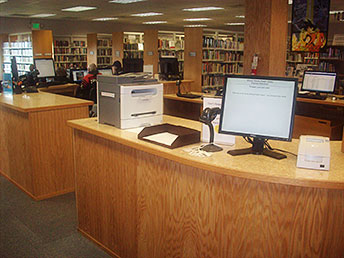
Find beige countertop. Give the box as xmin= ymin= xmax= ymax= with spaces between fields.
xmin=67 ymin=115 xmax=344 ymax=189
xmin=0 ymin=92 xmax=93 ymax=113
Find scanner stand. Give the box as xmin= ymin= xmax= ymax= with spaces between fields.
xmin=176 ymin=80 xmax=201 ymax=99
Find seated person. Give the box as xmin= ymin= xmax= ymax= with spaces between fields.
xmin=111 ymin=60 xmax=123 ymax=75
xmin=55 ymin=66 xmax=69 ymax=83
xmin=76 ymin=63 xmax=101 ymax=100
xmin=25 ymin=64 xmax=39 ymax=86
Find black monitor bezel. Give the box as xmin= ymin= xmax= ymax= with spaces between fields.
xmin=301 ymin=70 xmax=337 ymax=93
xmin=218 ymin=74 xmax=298 ymax=142
xmin=159 ymin=57 xmax=179 ymax=77
xmin=70 ymin=69 xmax=88 ymax=82
xmin=34 ymin=58 xmax=56 ymax=78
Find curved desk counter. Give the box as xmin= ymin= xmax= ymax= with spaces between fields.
xmin=0 ymin=92 xmax=92 ymax=200
xmin=68 ymin=116 xmax=344 ymax=258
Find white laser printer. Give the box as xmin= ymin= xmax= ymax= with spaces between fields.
xmin=296 ymin=135 xmax=330 ymax=171
xmin=98 ymin=74 xmax=163 ymax=129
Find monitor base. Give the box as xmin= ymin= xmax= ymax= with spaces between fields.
xmin=227 ymin=147 xmax=286 ymax=160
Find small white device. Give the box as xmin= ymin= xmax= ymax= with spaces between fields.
xmin=296 ymin=135 xmax=330 ymax=171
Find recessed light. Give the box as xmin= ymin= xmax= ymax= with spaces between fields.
xmin=330 ymin=10 xmax=344 ymax=14
xmin=143 ymin=21 xmax=167 ymax=24
xmin=62 ymin=6 xmax=97 ymax=12
xmin=184 ymin=24 xmax=207 ymax=27
xmin=288 ymin=0 xmax=293 ymax=4
xmin=92 ymin=17 xmax=119 ymax=21
xmin=30 ymin=13 xmax=56 ymax=18
xmin=183 ymin=7 xmax=224 ymax=12
xmin=0 ymin=0 xmax=8 ymax=3
xmin=235 ymin=15 xmax=245 ymax=18
xmin=109 ymin=0 xmax=146 ymax=3
xmin=183 ymin=18 xmax=212 ymax=22
xmin=131 ymin=12 xmax=163 ymax=17
xmin=288 ymin=20 xmax=292 ymax=23
xmin=225 ymin=23 xmax=245 ymax=26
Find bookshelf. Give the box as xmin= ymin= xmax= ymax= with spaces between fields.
xmin=201 ymin=33 xmax=244 ymax=90
xmin=123 ymin=32 xmax=144 ymax=59
xmin=158 ymin=32 xmax=185 ymax=76
xmin=54 ymin=35 xmax=87 ymax=69
xmin=2 ymin=33 xmax=33 ymax=76
xmin=97 ymin=36 xmax=112 ymax=68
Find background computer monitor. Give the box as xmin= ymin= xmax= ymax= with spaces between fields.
xmin=301 ymin=71 xmax=336 ymax=93
xmin=71 ymin=69 xmax=88 ymax=82
xmin=98 ymin=68 xmax=113 ymax=76
xmin=34 ymin=58 xmax=55 ymax=78
xmin=219 ymin=75 xmax=298 ymax=159
xmin=159 ymin=57 xmax=179 ymax=80
xmin=122 ymin=58 xmax=143 ymax=73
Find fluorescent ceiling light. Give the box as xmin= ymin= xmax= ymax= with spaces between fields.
xmin=288 ymin=0 xmax=293 ymax=4
xmin=92 ymin=17 xmax=119 ymax=21
xmin=183 ymin=18 xmax=212 ymax=21
xmin=183 ymin=7 xmax=224 ymax=12
xmin=62 ymin=6 xmax=97 ymax=12
xmin=143 ymin=21 xmax=167 ymax=24
xmin=30 ymin=13 xmax=56 ymax=18
xmin=235 ymin=15 xmax=245 ymax=18
xmin=131 ymin=12 xmax=163 ymax=17
xmin=184 ymin=24 xmax=207 ymax=27
xmin=109 ymin=0 xmax=146 ymax=3
xmin=225 ymin=23 xmax=245 ymax=26
xmin=330 ymin=10 xmax=344 ymax=14
xmin=0 ymin=0 xmax=8 ymax=3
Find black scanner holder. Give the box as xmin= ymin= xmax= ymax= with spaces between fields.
xmin=199 ymin=107 xmax=223 ymax=152
xmin=176 ymin=80 xmax=201 ymax=99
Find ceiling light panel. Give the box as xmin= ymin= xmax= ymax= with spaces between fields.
xmin=235 ymin=15 xmax=245 ymax=18
xmin=0 ymin=0 xmax=8 ymax=3
xmin=109 ymin=0 xmax=146 ymax=3
xmin=225 ymin=22 xmax=245 ymax=26
xmin=93 ymin=17 xmax=119 ymax=21
xmin=131 ymin=12 xmax=163 ymax=17
xmin=183 ymin=7 xmax=224 ymax=12
xmin=143 ymin=21 xmax=167 ymax=24
xmin=62 ymin=6 xmax=97 ymax=12
xmin=183 ymin=18 xmax=212 ymax=21
xmin=184 ymin=24 xmax=207 ymax=27
xmin=30 ymin=13 xmax=56 ymax=18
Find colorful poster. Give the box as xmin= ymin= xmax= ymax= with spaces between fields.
xmin=291 ymin=0 xmax=330 ymax=52
xmin=2 ymin=73 xmax=13 ymax=94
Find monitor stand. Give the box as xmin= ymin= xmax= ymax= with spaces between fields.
xmin=227 ymin=138 xmax=286 ymax=160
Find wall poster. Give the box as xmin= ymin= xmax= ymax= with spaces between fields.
xmin=291 ymin=0 xmax=330 ymax=52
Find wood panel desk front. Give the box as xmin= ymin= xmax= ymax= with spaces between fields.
xmin=38 ymin=83 xmax=79 ymax=97
xmin=0 ymin=92 xmax=92 ymax=200
xmin=68 ymin=116 xmax=344 ymax=258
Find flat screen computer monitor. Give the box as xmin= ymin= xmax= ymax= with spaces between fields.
xmin=71 ymin=69 xmax=88 ymax=82
xmin=34 ymin=58 xmax=55 ymax=78
xmin=159 ymin=57 xmax=179 ymax=80
xmin=11 ymin=57 xmax=19 ymax=82
xmin=301 ymin=71 xmax=336 ymax=93
xmin=219 ymin=75 xmax=298 ymax=159
xmin=98 ymin=68 xmax=113 ymax=76
xmin=122 ymin=58 xmax=143 ymax=73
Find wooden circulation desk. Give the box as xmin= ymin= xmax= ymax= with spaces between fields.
xmin=0 ymin=92 xmax=92 ymax=200
xmin=38 ymin=83 xmax=79 ymax=97
xmin=68 ymin=115 xmax=344 ymax=258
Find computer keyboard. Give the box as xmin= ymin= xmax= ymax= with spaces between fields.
xmin=297 ymin=94 xmax=327 ymax=100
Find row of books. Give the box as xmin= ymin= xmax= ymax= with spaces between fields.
xmin=55 ymin=55 xmax=87 ymax=62
xmin=320 ymin=48 xmax=344 ymax=59
xmin=97 ymin=57 xmax=112 ymax=65
xmin=97 ymin=39 xmax=112 ymax=47
xmin=124 ymin=51 xmax=143 ymax=59
xmin=4 ymin=49 xmax=32 ymax=57
xmin=97 ymin=48 xmax=112 ymax=56
xmin=3 ymin=56 xmax=33 ymax=64
xmin=3 ymin=41 xmax=32 ymax=48
xmin=55 ymin=40 xmax=86 ymax=47
xmin=318 ymin=62 xmax=336 ymax=72
xmin=158 ymin=39 xmax=184 ymax=50
xmin=124 ymin=43 xmax=144 ymax=51
xmin=203 ymin=36 xmax=244 ymax=50
xmin=202 ymin=63 xmax=243 ymax=74
xmin=54 ymin=47 xmax=87 ymax=54
xmin=202 ymin=75 xmax=225 ymax=87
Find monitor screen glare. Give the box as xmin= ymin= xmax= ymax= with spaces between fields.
xmin=34 ymin=59 xmax=55 ymax=78
xmin=98 ymin=68 xmax=113 ymax=76
xmin=219 ymin=75 xmax=297 ymax=141
xmin=302 ymin=71 xmax=336 ymax=93
xmin=72 ymin=70 xmax=88 ymax=82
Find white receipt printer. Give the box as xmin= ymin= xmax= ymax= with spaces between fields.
xmin=296 ymin=135 xmax=330 ymax=171
xmin=98 ymin=74 xmax=163 ymax=129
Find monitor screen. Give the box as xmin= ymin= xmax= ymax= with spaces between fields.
xmin=301 ymin=71 xmax=336 ymax=93
xmin=34 ymin=58 xmax=55 ymax=78
xmin=98 ymin=68 xmax=113 ymax=76
xmin=219 ymin=75 xmax=298 ymax=142
xmin=122 ymin=58 xmax=143 ymax=73
xmin=72 ymin=70 xmax=88 ymax=82
xmin=159 ymin=57 xmax=179 ymax=80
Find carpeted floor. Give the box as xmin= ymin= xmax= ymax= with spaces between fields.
xmin=0 ymin=175 xmax=111 ymax=258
